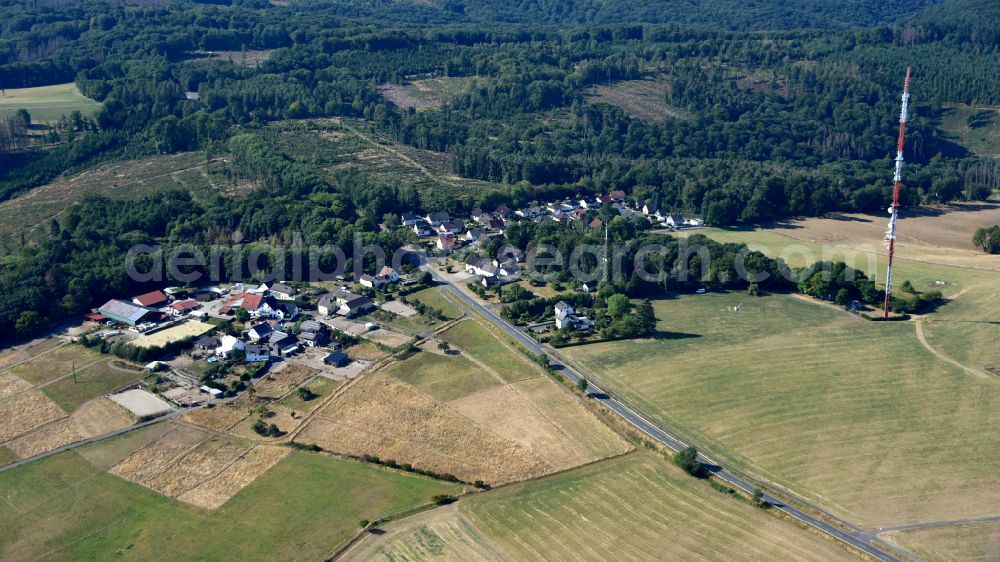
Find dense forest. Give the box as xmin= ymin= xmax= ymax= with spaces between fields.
xmin=0 ymin=0 xmax=997 ymax=342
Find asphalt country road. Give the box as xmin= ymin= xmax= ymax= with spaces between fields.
xmin=422 ymin=264 xmax=901 ymax=562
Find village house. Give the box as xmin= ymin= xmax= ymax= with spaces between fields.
xmin=685 ymin=217 xmax=705 ymax=226
xmin=319 ymin=289 xmax=375 ymax=318
xmin=268 ymin=330 xmax=300 ymax=356
xmin=554 ymin=301 xmax=593 ymax=331
xmin=270 ymin=283 xmax=298 ymax=300
xmin=465 ymin=256 xmax=498 ymax=278
xmin=245 ymin=344 xmax=270 ymax=363
xmin=436 ymin=219 xmax=465 ymax=235
xmin=246 ymin=321 xmax=273 ymax=342
xmin=663 ymin=213 xmax=685 ymax=227
xmin=194 ymin=334 xmax=220 ymax=350
xmin=298 ymin=320 xmax=328 ymax=347
xmin=401 ymin=211 xmax=423 ymax=226
xmin=412 ymin=220 xmax=431 ymax=236
xmin=133 ymin=290 xmax=168 ymax=308
xmin=215 ymin=335 xmax=245 ymax=358
xmin=323 ymin=350 xmax=351 ymax=367
xmin=425 ymin=211 xmax=450 ymax=226
xmin=437 ymin=233 xmax=458 ymax=252
xmin=219 ymin=293 xmax=296 ymax=320
xmin=168 ymin=298 xmax=200 ymax=316
xmin=493 ymin=204 xmax=512 ymax=218
xmin=465 ymin=229 xmax=487 ymax=243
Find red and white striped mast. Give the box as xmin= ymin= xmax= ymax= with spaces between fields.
xmin=883 ymin=67 xmax=911 ymax=318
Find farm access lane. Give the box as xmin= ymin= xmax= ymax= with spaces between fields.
xmin=419 ymin=262 xmax=903 ymax=562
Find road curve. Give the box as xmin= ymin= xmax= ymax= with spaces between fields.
xmin=422 ymin=264 xmax=901 ymax=562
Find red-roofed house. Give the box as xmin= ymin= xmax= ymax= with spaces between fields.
xmin=133 ymin=290 xmax=168 ymax=308
xmin=168 ymin=298 xmax=201 ymax=316
xmin=218 ymin=292 xmax=290 ymax=319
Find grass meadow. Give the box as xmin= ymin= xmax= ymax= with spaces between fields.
xmin=0 ymin=83 xmax=101 ymax=122
xmin=0 ymin=445 xmax=462 ymax=561
xmin=567 ymin=215 xmax=1000 ymax=528
xmin=348 ymin=453 xmax=859 ymax=562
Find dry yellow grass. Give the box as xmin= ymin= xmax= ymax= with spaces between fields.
xmin=176 ymin=445 xmax=290 ymax=510
xmin=255 ymin=364 xmax=317 ymax=399
xmin=183 ymin=395 xmax=256 ymax=431
xmin=344 ymin=342 xmax=390 ymax=361
xmin=0 ymin=372 xmax=32 ymax=400
xmin=0 ymin=351 xmax=29 ymax=370
xmin=8 ymin=396 xmax=132 ymax=458
xmin=6 ymin=419 xmax=83 ymax=458
xmin=0 ymin=390 xmax=67 ymax=443
xmin=513 ymin=376 xmax=631 ymax=460
xmin=110 ymin=424 xmax=211 ymax=484
xmin=298 ymin=374 xmax=550 ymax=484
xmin=142 ymin=438 xmax=250 ymax=498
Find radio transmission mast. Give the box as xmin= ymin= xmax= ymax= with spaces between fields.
xmin=883 ymin=67 xmax=911 ymax=318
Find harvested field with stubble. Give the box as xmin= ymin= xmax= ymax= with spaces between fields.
xmin=385 ymin=350 xmax=500 ymax=402
xmin=565 ymin=292 xmax=1000 ymax=528
xmin=881 ymin=520 xmax=1000 ymax=562
xmin=349 ymin=453 xmax=858 ymax=562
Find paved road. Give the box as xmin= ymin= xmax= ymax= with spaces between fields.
xmin=422 ymin=263 xmax=902 ymax=562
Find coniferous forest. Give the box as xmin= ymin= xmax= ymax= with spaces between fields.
xmin=0 ymin=0 xmax=998 ymax=341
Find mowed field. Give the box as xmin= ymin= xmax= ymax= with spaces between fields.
xmin=0 ymin=424 xmax=463 ymax=561
xmin=571 ymin=208 xmax=1000 ymax=529
xmin=345 ymin=453 xmax=860 ymax=562
xmin=0 ymin=342 xmax=143 ymax=462
xmin=881 ymin=520 xmax=1000 ymax=562
xmin=0 ymin=151 xmax=224 ymax=251
xmin=297 ymin=319 xmax=630 ymax=486
xmin=0 ymin=83 xmax=101 ymax=122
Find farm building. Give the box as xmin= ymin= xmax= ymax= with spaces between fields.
xmin=97 ymin=299 xmax=159 ymax=326
xmin=133 ymin=290 xmax=168 ymax=308
xmin=323 ymin=351 xmax=350 ymax=367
